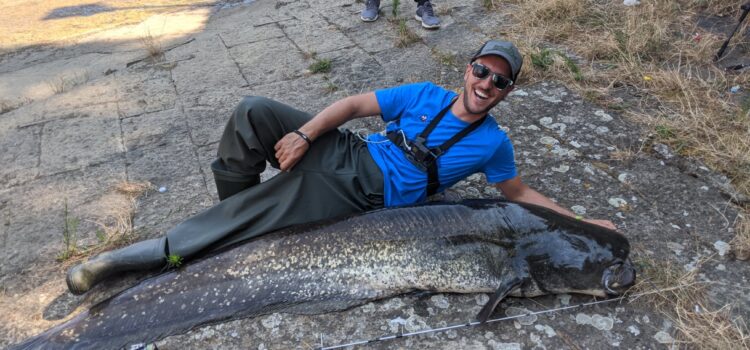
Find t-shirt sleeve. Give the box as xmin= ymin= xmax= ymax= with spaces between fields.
xmin=374 ymin=83 xmax=426 ymax=122
xmin=483 ymin=135 xmax=517 ymax=183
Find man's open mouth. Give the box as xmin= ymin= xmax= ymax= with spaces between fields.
xmin=474 ymin=89 xmax=489 ymax=100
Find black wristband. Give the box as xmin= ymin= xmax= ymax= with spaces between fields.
xmin=293 ymin=130 xmax=313 ymax=146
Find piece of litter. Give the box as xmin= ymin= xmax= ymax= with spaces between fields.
xmin=713 ymin=240 xmax=730 ymax=256
xmin=730 ymin=85 xmax=741 ymax=93
xmin=623 ymin=0 xmax=640 ymax=5
xmin=158 ymin=187 xmax=167 ymax=193
xmin=692 ymin=33 xmax=702 ymax=43
xmin=643 ymin=75 xmax=652 ymax=81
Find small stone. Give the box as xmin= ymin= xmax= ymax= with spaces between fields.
xmin=608 ymin=197 xmax=628 ymax=208
xmin=492 ymin=342 xmax=522 ymax=350
xmin=700 ymin=186 xmax=709 ymax=191
xmin=505 ymin=307 xmax=537 ymax=325
xmin=571 ymin=206 xmax=587 ymax=215
xmin=595 ymin=110 xmax=613 ymax=122
xmin=654 ymin=331 xmax=675 ymax=344
xmin=541 ymin=95 xmax=562 ymax=103
xmin=569 ymin=140 xmax=582 ymax=148
xmin=539 ymin=117 xmax=554 ymax=126
xmin=716 ymin=264 xmax=726 ymax=271
xmin=617 ymin=173 xmax=632 ymax=183
xmin=534 ymin=324 xmax=556 ymax=337
xmin=509 ymin=89 xmax=529 ymax=97
xmin=666 ymin=242 xmax=684 ymax=256
xmin=539 ymin=136 xmax=559 ymax=146
xmin=430 ymin=294 xmax=450 ymax=309
xmin=575 ymin=313 xmax=591 ymax=325
xmin=591 ymin=315 xmax=614 ymax=330
xmin=260 ymin=314 xmax=282 ymax=329
xmin=551 ymin=165 xmax=570 ymax=173
xmin=158 ymin=186 xmax=167 ymax=193
xmin=653 ymin=143 xmax=673 ymax=159
xmin=628 ymin=325 xmax=640 ymax=336
xmin=713 ymin=240 xmax=730 ymax=256
xmin=595 ymin=126 xmax=610 ymax=134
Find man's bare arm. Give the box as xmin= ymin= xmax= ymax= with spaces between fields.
xmin=495 ymin=176 xmax=617 ymax=230
xmin=274 ymin=93 xmax=381 ymax=171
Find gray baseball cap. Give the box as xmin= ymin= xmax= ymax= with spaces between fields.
xmin=471 ymin=40 xmax=523 ymax=82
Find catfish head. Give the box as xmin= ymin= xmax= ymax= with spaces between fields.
xmin=477 ymin=222 xmax=635 ymax=322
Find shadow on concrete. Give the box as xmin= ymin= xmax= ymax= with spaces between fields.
xmin=43 ymin=2 xmax=222 ymax=20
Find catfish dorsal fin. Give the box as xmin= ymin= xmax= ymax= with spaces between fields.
xmin=476 ymin=277 xmax=523 ymax=323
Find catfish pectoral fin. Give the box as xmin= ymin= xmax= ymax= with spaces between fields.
xmin=476 ymin=277 xmax=523 ymax=323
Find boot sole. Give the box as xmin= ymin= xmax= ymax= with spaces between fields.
xmin=414 ymin=14 xmax=440 ymax=29
xmin=361 ymin=13 xmax=379 ymax=22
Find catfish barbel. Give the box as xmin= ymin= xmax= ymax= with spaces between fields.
xmin=13 ymin=199 xmax=635 ymax=349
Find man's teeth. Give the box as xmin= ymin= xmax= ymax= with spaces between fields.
xmin=474 ymin=89 xmax=488 ymax=99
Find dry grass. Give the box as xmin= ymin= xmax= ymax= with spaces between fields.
xmin=731 ymin=214 xmax=750 ymax=261
xmin=502 ymin=0 xmax=750 ymax=197
xmin=394 ymin=18 xmax=421 ymax=48
xmin=139 ymin=30 xmax=164 ymax=62
xmin=57 ymin=181 xmax=154 ymax=266
xmin=46 ymin=70 xmax=90 ymax=94
xmin=632 ymin=256 xmax=749 ymax=348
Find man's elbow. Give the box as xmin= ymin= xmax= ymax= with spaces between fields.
xmin=495 ymin=179 xmax=528 ymax=201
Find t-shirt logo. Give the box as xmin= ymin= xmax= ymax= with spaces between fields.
xmin=420 ymin=115 xmax=427 ymax=122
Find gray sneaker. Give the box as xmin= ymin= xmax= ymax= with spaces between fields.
xmin=415 ymin=1 xmax=440 ymax=29
xmin=361 ymin=0 xmax=380 ymax=22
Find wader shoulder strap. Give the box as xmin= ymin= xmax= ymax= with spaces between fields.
xmin=386 ymin=97 xmax=487 ymax=197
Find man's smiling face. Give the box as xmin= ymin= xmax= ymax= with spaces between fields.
xmin=461 ymin=55 xmax=515 ymax=116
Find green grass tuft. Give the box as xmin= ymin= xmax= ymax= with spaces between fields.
xmin=308 ymin=58 xmax=332 ymax=74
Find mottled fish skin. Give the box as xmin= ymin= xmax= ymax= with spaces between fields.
xmin=13 ymin=200 xmax=631 ymax=350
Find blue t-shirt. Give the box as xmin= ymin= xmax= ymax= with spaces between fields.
xmin=366 ymin=82 xmax=517 ymax=206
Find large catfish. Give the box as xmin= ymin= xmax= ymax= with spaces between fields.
xmin=13 ymin=199 xmax=635 ymax=349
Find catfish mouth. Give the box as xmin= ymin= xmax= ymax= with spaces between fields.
xmin=602 ymin=259 xmax=636 ymax=295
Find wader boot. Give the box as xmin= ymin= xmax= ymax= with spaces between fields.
xmin=66 ymin=237 xmax=167 ymax=295
xmin=211 ymin=159 xmax=260 ymax=201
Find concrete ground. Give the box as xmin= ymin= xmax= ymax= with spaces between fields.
xmin=1 ymin=0 xmax=748 ymax=349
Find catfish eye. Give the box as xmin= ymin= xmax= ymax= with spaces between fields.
xmin=602 ymin=260 xmax=636 ymax=295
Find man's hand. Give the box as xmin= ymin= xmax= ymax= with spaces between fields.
xmin=274 ymin=132 xmax=310 ymax=172
xmin=584 ymin=219 xmax=617 ymax=231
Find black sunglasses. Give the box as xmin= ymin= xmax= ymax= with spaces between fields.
xmin=471 ymin=63 xmax=514 ymax=90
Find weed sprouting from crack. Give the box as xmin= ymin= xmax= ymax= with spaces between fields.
xmin=394 ymin=18 xmax=421 ymax=48
xmin=47 ymin=71 xmax=90 ymax=94
xmin=308 ymin=58 xmax=332 ymax=74
xmin=323 ymin=76 xmax=339 ymax=94
xmin=167 ymin=254 xmax=183 ymax=268
xmin=140 ymin=29 xmax=164 ymax=63
xmin=57 ymin=199 xmax=80 ymax=262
